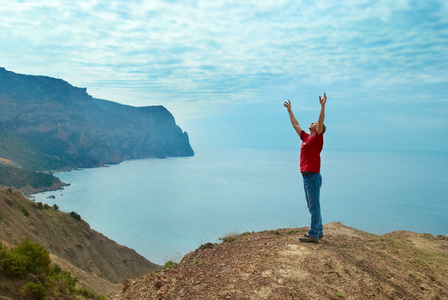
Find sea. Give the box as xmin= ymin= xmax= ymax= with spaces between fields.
xmin=31 ymin=148 xmax=448 ymax=265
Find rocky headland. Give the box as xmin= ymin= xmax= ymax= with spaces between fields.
xmin=0 ymin=67 xmax=193 ymax=193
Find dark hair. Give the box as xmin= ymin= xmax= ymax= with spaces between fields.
xmin=322 ymin=124 xmax=326 ymax=134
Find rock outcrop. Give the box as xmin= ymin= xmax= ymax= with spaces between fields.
xmin=117 ymin=223 xmax=448 ymax=300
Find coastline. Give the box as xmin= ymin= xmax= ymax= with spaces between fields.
xmin=21 ymin=180 xmax=71 ymax=197
xmin=26 ymin=157 xmax=157 ymax=197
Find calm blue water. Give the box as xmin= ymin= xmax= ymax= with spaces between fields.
xmin=32 ymin=148 xmax=448 ymax=265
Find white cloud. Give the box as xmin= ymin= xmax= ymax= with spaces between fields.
xmin=1 ymin=0 xmax=447 ymax=150
xmin=2 ymin=0 xmax=446 ymax=95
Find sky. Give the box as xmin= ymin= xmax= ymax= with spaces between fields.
xmin=1 ymin=0 xmax=447 ymax=152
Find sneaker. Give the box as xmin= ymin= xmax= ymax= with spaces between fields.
xmin=299 ymin=236 xmax=319 ymax=243
xmin=305 ymin=233 xmax=324 ymax=239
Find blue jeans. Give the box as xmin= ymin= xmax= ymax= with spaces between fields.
xmin=302 ymin=172 xmax=323 ymax=239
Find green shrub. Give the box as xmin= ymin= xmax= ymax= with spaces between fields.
xmin=0 ymin=239 xmax=51 ymax=277
xmin=0 ymin=239 xmax=106 ymax=299
xmin=220 ymin=231 xmax=241 ymax=243
xmin=423 ymin=233 xmax=434 ymax=239
xmin=188 ymin=260 xmax=202 ymax=266
xmin=274 ymin=230 xmax=280 ymax=235
xmin=164 ymin=260 xmax=178 ymax=269
xmin=43 ymin=203 xmax=50 ymax=209
xmin=48 ymin=263 xmax=78 ymax=292
xmin=22 ymin=282 xmax=46 ymax=300
xmin=0 ymin=244 xmax=28 ymax=277
xmin=37 ymin=202 xmax=43 ymax=209
xmin=13 ymin=238 xmax=51 ymax=274
xmin=76 ymin=287 xmax=94 ymax=298
xmin=50 ymin=263 xmax=62 ymax=274
xmin=22 ymin=208 xmax=30 ymax=217
xmin=74 ymin=286 xmax=106 ymax=299
xmin=53 ymin=204 xmax=59 ymax=210
xmin=70 ymin=211 xmax=81 ymax=221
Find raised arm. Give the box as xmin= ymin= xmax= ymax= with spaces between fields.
xmin=284 ymin=100 xmax=302 ymax=136
xmin=317 ymin=93 xmax=326 ymax=135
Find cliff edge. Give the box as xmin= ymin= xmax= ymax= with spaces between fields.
xmin=117 ymin=223 xmax=448 ymax=300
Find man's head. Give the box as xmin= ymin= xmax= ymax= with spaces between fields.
xmin=309 ymin=122 xmax=326 ymax=134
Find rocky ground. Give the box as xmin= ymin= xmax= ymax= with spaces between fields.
xmin=116 ymin=222 xmax=448 ymax=300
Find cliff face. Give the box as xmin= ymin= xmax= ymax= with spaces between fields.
xmin=117 ymin=223 xmax=448 ymax=300
xmin=93 ymin=98 xmax=193 ymax=159
xmin=0 ymin=188 xmax=161 ymax=298
xmin=0 ymin=67 xmax=193 ymax=173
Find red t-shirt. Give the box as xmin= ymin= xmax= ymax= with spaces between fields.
xmin=300 ymin=130 xmax=324 ymax=173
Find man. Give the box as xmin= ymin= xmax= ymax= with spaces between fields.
xmin=284 ymin=93 xmax=326 ymax=243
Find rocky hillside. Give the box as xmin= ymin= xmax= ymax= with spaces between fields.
xmin=117 ymin=223 xmax=448 ymax=300
xmin=0 ymin=67 xmax=193 ymax=191
xmin=0 ymin=163 xmax=67 ymax=195
xmin=0 ymin=188 xmax=161 ymax=298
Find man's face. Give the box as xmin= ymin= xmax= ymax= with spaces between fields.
xmin=309 ymin=122 xmax=318 ymax=131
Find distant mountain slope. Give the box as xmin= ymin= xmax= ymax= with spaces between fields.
xmin=0 ymin=164 xmax=67 ymax=195
xmin=0 ymin=187 xmax=160 ymax=298
xmin=0 ymin=67 xmax=193 ymax=173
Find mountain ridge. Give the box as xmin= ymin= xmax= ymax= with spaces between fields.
xmin=0 ymin=67 xmax=193 ymax=192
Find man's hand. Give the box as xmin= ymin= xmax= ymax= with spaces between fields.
xmin=283 ymin=100 xmax=292 ymax=112
xmin=284 ymin=100 xmax=302 ymax=136
xmin=319 ymin=93 xmax=326 ymax=107
xmin=317 ymin=93 xmax=326 ymax=135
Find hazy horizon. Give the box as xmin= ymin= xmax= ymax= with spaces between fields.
xmin=1 ymin=0 xmax=447 ymax=153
